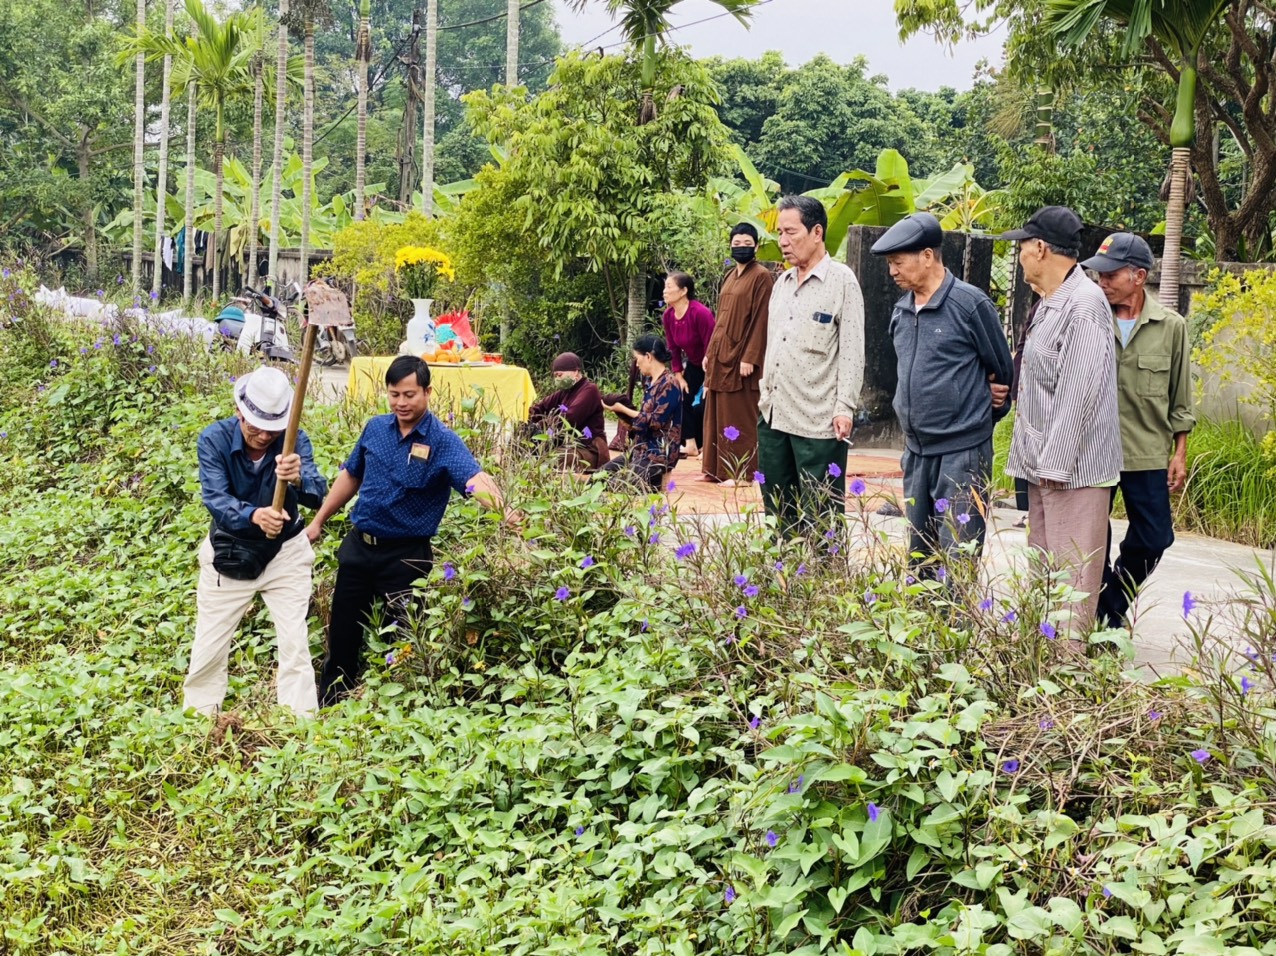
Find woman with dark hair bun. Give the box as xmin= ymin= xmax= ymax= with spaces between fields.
xmin=661 ymin=272 xmax=715 ymax=459
xmin=598 ymin=334 xmax=683 ymax=490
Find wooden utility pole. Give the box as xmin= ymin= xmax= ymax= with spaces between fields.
xmin=396 ymin=11 xmax=422 ymax=205
xmin=505 ymin=0 xmax=519 ymax=86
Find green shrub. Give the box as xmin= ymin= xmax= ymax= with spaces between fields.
xmin=1175 ymin=418 xmax=1276 ymax=547
xmin=4 ymin=257 xmax=1276 ymax=955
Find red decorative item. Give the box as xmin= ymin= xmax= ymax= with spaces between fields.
xmin=437 ymin=309 xmax=478 ymax=349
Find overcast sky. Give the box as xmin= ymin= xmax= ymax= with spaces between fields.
xmin=549 ymin=0 xmax=1006 ymax=92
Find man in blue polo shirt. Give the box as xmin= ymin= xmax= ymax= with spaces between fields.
xmin=306 ymin=356 xmax=514 ymax=706
xmin=872 ymin=212 xmax=1014 ymax=569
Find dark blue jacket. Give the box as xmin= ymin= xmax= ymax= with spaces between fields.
xmin=889 ymin=271 xmax=1014 ymax=456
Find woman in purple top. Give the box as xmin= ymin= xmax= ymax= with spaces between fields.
xmin=661 ymin=272 xmax=715 ymax=458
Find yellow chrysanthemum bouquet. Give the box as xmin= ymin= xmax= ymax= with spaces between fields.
xmin=394 ymin=245 xmax=455 ymax=300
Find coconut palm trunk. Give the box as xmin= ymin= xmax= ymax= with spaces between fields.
xmin=132 ymin=0 xmax=147 ymax=294
xmin=625 ymin=273 xmax=644 ymax=346
xmin=268 ymin=0 xmax=289 ymax=284
xmin=421 ymin=0 xmax=437 ymax=216
xmin=152 ymin=0 xmax=175 ymax=297
xmin=248 ymin=52 xmax=264 ymax=288
xmin=212 ymin=96 xmax=226 ymax=301
xmin=355 ymin=0 xmax=370 ymax=221
xmin=505 ymin=0 xmax=519 ymax=85
xmin=300 ymin=11 xmax=315 ymax=283
xmin=183 ymin=81 xmax=196 ymax=305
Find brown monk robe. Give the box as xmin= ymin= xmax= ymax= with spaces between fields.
xmin=701 ymin=257 xmax=773 ymax=482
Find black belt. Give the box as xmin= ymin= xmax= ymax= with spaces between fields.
xmin=355 ymin=528 xmax=431 ymax=548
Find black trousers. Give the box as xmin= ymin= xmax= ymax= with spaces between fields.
xmin=1096 ymin=469 xmax=1175 ymax=627
xmin=681 ymin=362 xmax=705 ymax=447
xmin=318 ymin=530 xmax=433 ymax=707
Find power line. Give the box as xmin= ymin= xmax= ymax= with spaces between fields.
xmin=440 ymin=0 xmax=547 ymax=32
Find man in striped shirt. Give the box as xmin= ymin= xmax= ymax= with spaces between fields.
xmin=1002 ymin=207 xmax=1123 ymax=641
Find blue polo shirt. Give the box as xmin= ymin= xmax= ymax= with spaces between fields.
xmin=344 ymin=412 xmax=481 ymax=539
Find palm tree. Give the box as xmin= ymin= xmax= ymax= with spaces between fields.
xmin=141 ymin=0 xmax=262 ymax=301
xmin=183 ymin=79 xmax=197 ymax=305
xmin=355 ymin=0 xmax=371 ymax=221
xmin=268 ymin=0 xmax=290 ymax=284
xmin=422 ymin=0 xmax=438 ymax=216
xmin=287 ymin=0 xmax=332 ymax=285
xmin=1048 ymin=0 xmax=1229 ymax=305
xmin=248 ymin=44 xmax=265 ymax=288
xmin=568 ymin=0 xmax=757 ymax=340
xmin=131 ymin=0 xmax=147 ymax=295
xmin=152 ymin=0 xmax=176 ymax=297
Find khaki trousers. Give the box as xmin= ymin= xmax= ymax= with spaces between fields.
xmin=1026 ymin=483 xmax=1111 ymax=638
xmin=184 ymin=531 xmax=318 ymax=717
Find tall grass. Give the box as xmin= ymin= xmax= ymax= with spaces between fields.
xmin=1176 ymin=417 xmax=1276 ymax=546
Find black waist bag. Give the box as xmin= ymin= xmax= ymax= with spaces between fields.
xmin=210 ymin=527 xmax=284 ymax=580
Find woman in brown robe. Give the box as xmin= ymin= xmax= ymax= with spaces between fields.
xmin=701 ymin=223 xmax=773 ymax=484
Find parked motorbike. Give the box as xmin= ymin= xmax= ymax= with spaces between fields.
xmin=309 ymin=285 xmax=359 ymax=366
xmin=213 ymin=282 xmax=297 ymax=364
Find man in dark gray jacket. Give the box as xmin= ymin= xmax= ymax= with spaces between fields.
xmin=873 ymin=213 xmax=1014 ymax=569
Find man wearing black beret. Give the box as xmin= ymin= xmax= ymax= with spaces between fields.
xmin=872 ymin=213 xmax=1014 ymax=572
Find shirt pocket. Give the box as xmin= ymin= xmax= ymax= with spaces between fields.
xmin=797 ymin=312 xmax=838 ymax=354
xmin=1029 ymin=345 xmax=1061 ymax=394
xmin=1137 ymin=353 xmax=1171 ymax=397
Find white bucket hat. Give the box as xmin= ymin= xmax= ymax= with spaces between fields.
xmin=235 ymin=367 xmax=293 ymax=432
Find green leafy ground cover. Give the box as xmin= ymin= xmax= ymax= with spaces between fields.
xmin=2 ymin=263 xmax=1276 ymax=955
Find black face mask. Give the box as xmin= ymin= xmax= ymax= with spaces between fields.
xmin=730 ymin=245 xmax=757 ymax=264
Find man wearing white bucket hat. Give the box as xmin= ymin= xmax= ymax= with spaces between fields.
xmin=184 ymin=366 xmax=328 ymax=717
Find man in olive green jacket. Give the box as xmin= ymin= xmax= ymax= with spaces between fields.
xmin=1081 ymin=234 xmax=1196 ymax=628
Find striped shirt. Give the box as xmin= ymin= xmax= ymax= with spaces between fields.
xmin=1007 ymin=267 xmax=1123 ymax=488
xmin=758 ymin=254 xmax=865 ymax=439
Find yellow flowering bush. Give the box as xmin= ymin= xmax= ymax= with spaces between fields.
xmin=395 ymin=245 xmax=456 ymax=299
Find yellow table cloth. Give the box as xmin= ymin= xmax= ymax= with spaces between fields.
xmin=346 ymin=358 xmax=538 ymax=421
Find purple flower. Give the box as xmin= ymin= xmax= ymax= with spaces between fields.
xmin=828 ymin=544 xmax=841 ymax=555
xmin=624 ymin=525 xmax=636 ymax=537
xmin=666 ymin=480 xmax=676 ymax=492
xmin=442 ymin=562 xmax=456 ymax=581
xmin=1002 ymin=610 xmax=1018 ymax=624
xmin=583 ymin=426 xmax=592 ymax=439
xmin=749 ymin=714 xmax=761 ymax=730
xmin=1 ymin=268 xmax=9 ymax=278
xmin=115 ymin=275 xmax=123 ymax=284
xmin=1040 ymin=621 xmax=1057 ymax=640
xmin=80 ymin=347 xmax=88 ymax=355
xmin=649 ymin=532 xmax=661 ymax=545
xmin=1102 ymin=886 xmax=1113 ymax=899
xmin=824 ymin=529 xmax=837 ymax=541
xmin=724 ymin=885 xmax=736 ymax=904
xmin=828 ymin=462 xmax=842 ymax=478
xmin=1039 ymin=719 xmax=1055 ymax=730
xmin=796 ymin=564 xmax=808 ymax=577
xmin=640 ymin=619 xmax=649 ymax=632
xmin=957 ymin=513 xmax=970 ymax=525
xmin=575 ymin=826 xmax=585 ymax=837
xmin=850 ymin=478 xmax=867 ymax=496
xmin=150 ymin=290 xmax=158 ymax=300
xmin=147 ymin=365 xmax=157 ymax=374
xmin=558 ymin=404 xmax=569 ymax=414
xmin=905 ymin=574 xmax=916 ymax=585
xmin=978 ymin=598 xmax=993 ymax=612
xmin=96 ymin=289 xmax=105 ymax=298
xmin=555 ymin=586 xmax=571 ymax=601
xmin=1001 ymin=759 xmax=1020 ymax=773
xmin=744 ymin=584 xmax=759 ymax=598
xmin=675 ymin=542 xmax=697 ymax=560
xmin=1183 ymin=591 xmax=1197 ymax=617
xmin=735 ymin=605 xmax=748 ymax=619
xmin=462 ymin=598 xmax=473 ymax=609
xmin=1241 ymin=675 xmax=1253 ymax=695
xmin=723 ymin=425 xmax=740 ymax=441
xmin=112 ymin=334 xmax=121 ymax=346
xmin=753 ymin=470 xmax=766 ymax=485
xmin=935 ymin=498 xmax=949 ymax=514
xmin=580 ymin=556 xmax=595 ymax=569
xmin=935 ymin=567 xmax=947 ymax=583
xmin=867 ymin=802 xmax=881 ymax=823
xmin=1190 ymin=749 xmax=1210 ymax=764
xmin=1148 ymin=710 xmax=1163 ymax=721
xmin=733 ymin=573 xmax=748 ymax=587
xmin=773 ymin=560 xmax=784 ymax=572
xmin=788 ymin=775 xmax=804 ymax=794
xmin=146 ymin=345 xmax=154 ymax=354
xmin=49 ymin=359 xmax=57 ymax=368
xmin=385 ymin=651 xmax=397 ymax=666
xmin=864 ymin=590 xmax=877 ymax=604
xmin=765 ymin=830 xmax=778 ymax=848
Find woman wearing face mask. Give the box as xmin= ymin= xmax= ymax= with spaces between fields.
xmin=599 ymin=334 xmax=683 ymax=491
xmin=700 ymin=223 xmax=774 ymax=484
xmin=661 ymin=272 xmax=715 ymax=460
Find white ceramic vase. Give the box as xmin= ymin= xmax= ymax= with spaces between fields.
xmin=405 ymin=297 xmax=435 ymax=353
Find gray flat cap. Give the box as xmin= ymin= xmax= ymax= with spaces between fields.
xmin=870 ymin=213 xmax=944 ymax=255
